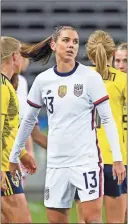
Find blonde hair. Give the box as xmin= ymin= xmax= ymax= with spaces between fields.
xmin=1 ymin=36 xmax=21 ymax=61
xmin=86 ymin=30 xmax=116 ymax=79
xmin=116 ymin=42 xmax=128 ymax=51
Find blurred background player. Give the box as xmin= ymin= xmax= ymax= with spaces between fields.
xmin=16 ymin=58 xmax=35 ymax=179
xmin=18 ymin=59 xmax=35 ymax=157
xmin=114 ymin=43 xmax=128 ymax=73
xmin=9 ymin=26 xmax=125 ymax=224
xmin=114 ymin=42 xmax=128 ymax=223
xmin=1 ymin=36 xmax=34 ymax=223
xmin=75 ymin=30 xmax=127 ymax=223
xmin=11 ymin=59 xmax=47 ymax=182
xmin=1 ymin=36 xmax=47 ymax=223
xmin=114 ymin=43 xmax=127 ymax=145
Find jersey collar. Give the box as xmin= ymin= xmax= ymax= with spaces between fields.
xmin=1 ymin=73 xmax=11 ymax=82
xmin=53 ymin=61 xmax=79 ymax=77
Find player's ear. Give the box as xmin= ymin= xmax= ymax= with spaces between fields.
xmin=50 ymin=39 xmax=56 ymax=52
xmin=12 ymin=52 xmax=18 ymax=62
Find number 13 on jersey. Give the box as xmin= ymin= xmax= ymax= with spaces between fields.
xmin=44 ymin=97 xmax=54 ymax=114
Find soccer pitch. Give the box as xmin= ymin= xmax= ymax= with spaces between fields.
xmin=29 ymin=201 xmax=106 ymax=223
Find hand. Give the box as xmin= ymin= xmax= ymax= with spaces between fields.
xmin=9 ymin=162 xmax=22 ymax=180
xmin=20 ymin=152 xmax=37 ymax=175
xmin=1 ymin=171 xmax=8 ymax=191
xmin=112 ymin=161 xmax=126 ymax=185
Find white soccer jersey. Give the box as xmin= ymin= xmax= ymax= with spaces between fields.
xmin=27 ymin=62 xmax=109 ymax=168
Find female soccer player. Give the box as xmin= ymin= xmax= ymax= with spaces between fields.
xmin=114 ymin=42 xmax=127 ymax=223
xmin=11 ymin=60 xmax=47 ymax=181
xmin=9 ymin=26 xmax=126 ymax=223
xmin=1 ymin=36 xmax=37 ymax=223
xmin=114 ymin=43 xmax=127 ymax=144
xmin=75 ymin=30 xmax=127 ymax=223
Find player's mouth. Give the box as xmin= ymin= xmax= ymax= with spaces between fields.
xmin=66 ymin=50 xmax=74 ymax=55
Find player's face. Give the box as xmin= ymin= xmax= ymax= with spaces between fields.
xmin=114 ymin=50 xmax=127 ymax=72
xmin=51 ymin=29 xmax=79 ymax=63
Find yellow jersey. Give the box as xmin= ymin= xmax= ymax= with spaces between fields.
xmin=91 ymin=67 xmax=127 ymax=165
xmin=1 ymin=74 xmax=26 ymax=171
xmin=122 ymin=104 xmax=127 ymax=148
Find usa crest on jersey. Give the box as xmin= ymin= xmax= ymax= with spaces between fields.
xmin=58 ymin=85 xmax=67 ymax=98
xmin=74 ymin=84 xmax=83 ymax=97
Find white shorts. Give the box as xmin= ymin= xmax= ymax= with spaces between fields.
xmin=44 ymin=162 xmax=104 ymax=208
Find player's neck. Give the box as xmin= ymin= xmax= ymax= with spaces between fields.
xmin=1 ymin=65 xmax=14 ymax=80
xmin=56 ymin=60 xmax=76 ymax=73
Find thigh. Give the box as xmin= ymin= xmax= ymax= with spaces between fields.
xmin=1 ymin=211 xmax=9 ymax=223
xmin=1 ymin=171 xmax=31 ymax=223
xmin=1 ymin=193 xmax=31 ymax=223
xmin=75 ymin=200 xmax=85 ymax=224
xmin=44 ymin=167 xmax=76 ymax=209
xmin=81 ymin=196 xmax=103 ymax=222
xmin=104 ymin=165 xmax=127 ymax=223
xmin=104 ymin=194 xmax=126 ymax=223
xmin=46 ymin=207 xmax=70 ymax=223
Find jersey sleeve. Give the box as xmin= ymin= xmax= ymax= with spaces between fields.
xmin=97 ymin=100 xmax=122 ymax=162
xmin=87 ymin=71 xmax=109 ymax=105
xmin=27 ymin=76 xmax=44 ymax=108
xmin=1 ymin=84 xmax=10 ymax=115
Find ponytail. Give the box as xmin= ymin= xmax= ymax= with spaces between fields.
xmin=95 ymin=43 xmax=108 ymax=79
xmin=20 ymin=36 xmax=52 ymax=64
xmin=86 ymin=30 xmax=115 ymax=80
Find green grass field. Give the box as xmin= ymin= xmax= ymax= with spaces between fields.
xmin=29 ymin=201 xmax=106 ymax=223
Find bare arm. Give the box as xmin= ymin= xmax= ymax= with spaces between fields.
xmin=25 ymin=135 xmax=34 ymax=157
xmin=31 ymin=125 xmax=47 ymax=149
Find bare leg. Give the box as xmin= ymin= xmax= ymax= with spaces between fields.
xmin=1 ymin=193 xmax=32 ymax=223
xmin=81 ymin=196 xmax=103 ymax=223
xmin=46 ymin=207 xmax=70 ymax=223
xmin=1 ymin=211 xmax=9 ymax=224
xmin=75 ymin=200 xmax=85 ymax=223
xmin=104 ymin=194 xmax=126 ymax=223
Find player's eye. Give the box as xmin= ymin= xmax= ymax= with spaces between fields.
xmin=63 ymin=39 xmax=69 ymax=42
xmin=73 ymin=39 xmax=79 ymax=44
xmin=115 ymin=59 xmax=120 ymax=63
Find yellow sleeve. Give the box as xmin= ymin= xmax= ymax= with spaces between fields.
xmin=20 ymin=148 xmax=27 ymax=159
xmin=1 ymin=84 xmax=10 ymax=115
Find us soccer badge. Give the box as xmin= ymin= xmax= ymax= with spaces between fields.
xmin=58 ymin=85 xmax=67 ymax=98
xmin=74 ymin=84 xmax=83 ymax=97
xmin=44 ymin=187 xmax=49 ymax=200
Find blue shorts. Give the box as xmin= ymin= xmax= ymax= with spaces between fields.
xmin=104 ymin=164 xmax=127 ymax=197
xmin=1 ymin=171 xmax=24 ymax=196
xmin=74 ymin=164 xmax=127 ymax=200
